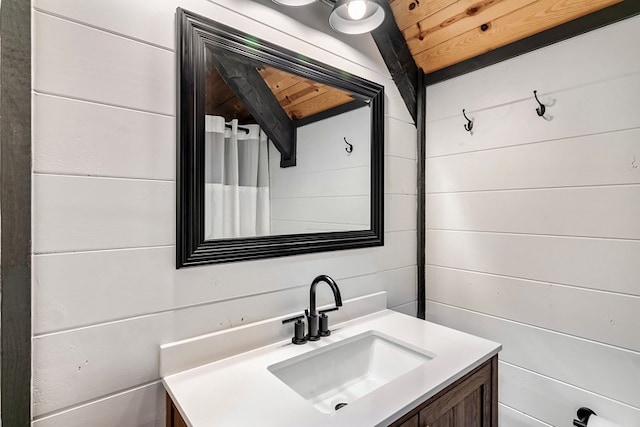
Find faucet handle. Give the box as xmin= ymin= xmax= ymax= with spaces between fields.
xmin=319 ymin=307 xmax=339 ymax=315
xmin=318 ymin=307 xmax=339 ymax=337
xmin=282 ymin=314 xmax=305 ymax=324
xmin=282 ymin=314 xmax=307 ymax=345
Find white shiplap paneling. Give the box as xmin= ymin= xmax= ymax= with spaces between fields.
xmin=34 ymin=240 xmax=416 ymax=336
xmin=427 ymin=185 xmax=640 ymax=239
xmin=32 ymin=383 xmax=164 ymax=427
xmin=498 ymin=404 xmax=552 ymax=427
xmin=386 ymin=156 xmax=417 ymax=195
xmin=427 ymin=128 xmax=640 ymax=194
xmin=33 ymin=262 xmax=416 ymax=416
xmin=268 ymin=106 xmax=373 ymax=232
xmin=427 ymin=266 xmax=640 ymax=352
xmin=271 ymin=195 xmax=370 ymax=225
xmin=426 ymin=13 xmax=640 ymax=427
xmin=428 ymin=301 xmax=640 ymax=409
xmin=31 ymin=0 xmax=418 ymax=423
xmin=34 ymin=12 xmax=175 ymax=116
xmin=34 ymin=93 xmax=175 ymax=181
xmin=427 ymin=230 xmax=640 ymax=296
xmin=500 ymin=362 xmax=640 ymax=427
xmin=34 ymin=175 xmax=174 ymax=254
xmin=386 ymin=116 xmax=418 ymax=160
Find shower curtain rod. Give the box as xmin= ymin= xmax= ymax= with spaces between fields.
xmin=225 ymin=123 xmax=250 ymax=134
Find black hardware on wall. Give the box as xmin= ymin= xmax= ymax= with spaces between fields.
xmin=282 ymin=314 xmax=307 ymax=345
xmin=533 ymin=90 xmax=546 ymax=117
xmin=225 ymin=123 xmax=250 ymax=134
xmin=463 ymin=109 xmax=473 ymax=132
xmin=573 ymin=407 xmax=597 ymax=427
xmin=344 ymin=137 xmax=353 ymax=154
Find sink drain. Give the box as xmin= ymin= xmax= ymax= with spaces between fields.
xmin=334 ymin=402 xmax=348 ymax=411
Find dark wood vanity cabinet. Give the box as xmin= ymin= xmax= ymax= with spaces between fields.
xmin=391 ymin=356 xmax=498 ymax=427
xmin=166 ymin=394 xmax=188 ymax=427
xmin=166 ymin=356 xmax=498 ymax=427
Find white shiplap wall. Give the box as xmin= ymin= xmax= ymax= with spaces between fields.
xmin=31 ymin=1 xmax=417 ymax=425
xmin=425 ymin=15 xmax=640 ymax=427
xmin=270 ymin=106 xmax=372 ymax=234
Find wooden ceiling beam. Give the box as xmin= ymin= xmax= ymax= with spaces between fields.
xmin=211 ymin=54 xmax=297 ymax=167
xmin=371 ymin=1 xmax=421 ymax=124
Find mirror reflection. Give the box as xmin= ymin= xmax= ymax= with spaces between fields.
xmin=203 ymin=48 xmax=372 ymax=240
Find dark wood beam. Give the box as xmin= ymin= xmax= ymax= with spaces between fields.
xmin=371 ymin=1 xmax=420 ymax=124
xmin=425 ymin=0 xmax=640 ymax=85
xmin=416 ymin=69 xmax=426 ymax=320
xmin=1 ymin=0 xmax=32 ymax=425
xmin=210 ymin=53 xmax=297 ymax=167
xmin=293 ymin=99 xmax=367 ymax=127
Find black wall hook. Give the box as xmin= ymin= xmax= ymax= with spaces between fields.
xmin=534 ymin=90 xmax=546 ymax=117
xmin=344 ymin=137 xmax=353 ymax=154
xmin=463 ymin=109 xmax=473 ymax=132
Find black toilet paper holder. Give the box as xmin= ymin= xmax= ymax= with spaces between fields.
xmin=573 ymin=407 xmax=597 ymax=427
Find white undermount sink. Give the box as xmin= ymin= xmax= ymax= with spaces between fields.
xmin=268 ymin=330 xmax=436 ymax=414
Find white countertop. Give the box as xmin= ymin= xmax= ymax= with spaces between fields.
xmin=163 ymin=309 xmax=501 ymax=427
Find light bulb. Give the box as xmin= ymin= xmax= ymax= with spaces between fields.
xmin=347 ymin=0 xmax=367 ymax=20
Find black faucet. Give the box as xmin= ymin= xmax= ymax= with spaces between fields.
xmin=306 ymin=275 xmax=342 ymax=341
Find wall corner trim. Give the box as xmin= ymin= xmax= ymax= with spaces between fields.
xmin=1 ymin=0 xmax=33 ymax=424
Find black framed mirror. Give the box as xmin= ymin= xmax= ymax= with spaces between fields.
xmin=176 ymin=8 xmax=384 ymax=268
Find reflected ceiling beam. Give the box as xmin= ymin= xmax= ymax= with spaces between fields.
xmin=210 ymin=54 xmax=297 ymax=167
xmin=293 ymin=99 xmax=367 ymax=127
xmin=370 ymin=1 xmax=420 ymax=124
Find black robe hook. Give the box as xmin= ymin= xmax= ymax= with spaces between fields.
xmin=534 ymin=90 xmax=546 ymax=117
xmin=463 ymin=109 xmax=473 ymax=132
xmin=344 ymin=137 xmax=353 ymax=154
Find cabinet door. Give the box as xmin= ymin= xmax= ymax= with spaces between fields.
xmin=398 ymin=414 xmax=419 ymax=427
xmin=422 ymin=408 xmax=454 ymax=427
xmin=166 ymin=394 xmax=188 ymax=427
xmin=419 ymin=362 xmax=492 ymax=427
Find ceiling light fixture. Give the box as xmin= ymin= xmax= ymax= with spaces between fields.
xmin=272 ymin=0 xmax=316 ymax=6
xmin=272 ymin=0 xmax=386 ymax=34
xmin=347 ymin=0 xmax=367 ymax=20
xmin=329 ymin=0 xmax=385 ymax=34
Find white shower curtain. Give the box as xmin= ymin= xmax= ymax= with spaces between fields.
xmin=204 ymin=116 xmax=271 ymax=239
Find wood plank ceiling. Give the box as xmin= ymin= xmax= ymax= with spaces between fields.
xmin=389 ymin=0 xmax=623 ymax=74
xmin=205 ymin=64 xmax=355 ymax=122
xmin=258 ymin=66 xmax=355 ymax=120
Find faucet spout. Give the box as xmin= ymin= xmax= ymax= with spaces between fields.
xmin=307 ymin=275 xmax=342 ymax=340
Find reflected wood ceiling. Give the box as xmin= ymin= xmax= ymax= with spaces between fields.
xmin=258 ymin=66 xmax=355 ymax=120
xmin=389 ymin=0 xmax=623 ymax=74
xmin=205 ymin=66 xmax=256 ymax=124
xmin=205 ymin=64 xmax=355 ymax=123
